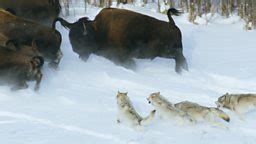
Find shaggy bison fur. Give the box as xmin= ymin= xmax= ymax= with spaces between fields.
xmin=0 ymin=0 xmax=61 ymax=27
xmin=0 ymin=9 xmax=62 ymax=68
xmin=0 ymin=40 xmax=44 ymax=91
xmin=54 ymin=8 xmax=188 ymax=73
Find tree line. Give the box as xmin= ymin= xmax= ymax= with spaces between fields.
xmin=61 ymin=0 xmax=256 ymax=30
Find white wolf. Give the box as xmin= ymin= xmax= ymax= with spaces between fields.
xmin=175 ymin=101 xmax=230 ymax=127
xmin=116 ymin=92 xmax=156 ymax=128
xmin=216 ymin=93 xmax=256 ymax=119
xmin=147 ymin=92 xmax=192 ymax=125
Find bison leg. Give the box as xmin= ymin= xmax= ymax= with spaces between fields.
xmin=49 ymin=50 xmax=63 ymax=69
xmin=113 ymin=56 xmax=136 ymax=70
xmin=122 ymin=59 xmax=136 ymax=70
xmin=11 ymin=81 xmax=28 ymax=91
xmin=34 ymin=72 xmax=42 ymax=91
xmin=175 ymin=54 xmax=188 ymax=74
xmin=79 ymin=54 xmax=90 ymax=61
xmin=48 ymin=62 xmax=58 ymax=69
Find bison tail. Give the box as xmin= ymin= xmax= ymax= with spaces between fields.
xmin=52 ymin=17 xmax=72 ymax=30
xmin=167 ymin=8 xmax=182 ymax=26
xmin=50 ymin=0 xmax=61 ymax=14
xmin=167 ymin=8 xmax=182 ymax=16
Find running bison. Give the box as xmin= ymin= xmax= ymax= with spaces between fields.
xmin=54 ymin=8 xmax=188 ymax=73
xmin=0 ymin=40 xmax=44 ymax=91
xmin=0 ymin=9 xmax=62 ymax=68
xmin=0 ymin=0 xmax=61 ymax=27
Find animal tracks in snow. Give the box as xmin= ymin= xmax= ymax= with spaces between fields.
xmin=0 ymin=111 xmax=124 ymax=143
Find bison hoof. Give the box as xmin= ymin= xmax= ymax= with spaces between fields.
xmin=34 ymin=85 xmax=40 ymax=91
xmin=48 ymin=62 xmax=59 ymax=70
xmin=175 ymin=66 xmax=183 ymax=74
xmin=182 ymin=61 xmax=189 ymax=71
xmin=79 ymin=55 xmax=89 ymax=61
xmin=11 ymin=83 xmax=29 ymax=91
xmin=175 ymin=64 xmax=188 ymax=74
xmin=122 ymin=59 xmax=136 ymax=70
xmin=175 ymin=58 xmax=189 ymax=74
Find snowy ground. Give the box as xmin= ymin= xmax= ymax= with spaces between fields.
xmin=0 ymin=5 xmax=256 ymax=144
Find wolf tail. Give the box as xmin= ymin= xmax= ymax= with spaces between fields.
xmin=213 ymin=108 xmax=230 ymax=122
xmin=140 ymin=110 xmax=156 ymax=126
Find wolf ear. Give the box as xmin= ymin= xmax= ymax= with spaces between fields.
xmin=225 ymin=93 xmax=229 ymax=95
xmin=157 ymin=92 xmax=160 ymax=95
xmin=124 ymin=92 xmax=128 ymax=95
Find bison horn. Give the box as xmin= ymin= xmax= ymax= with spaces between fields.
xmin=82 ymin=22 xmax=88 ymax=35
xmin=5 ymin=39 xmax=19 ymax=51
xmin=32 ymin=40 xmax=38 ymax=49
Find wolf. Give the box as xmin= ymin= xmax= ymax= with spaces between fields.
xmin=216 ymin=93 xmax=256 ymax=119
xmin=147 ymin=92 xmax=192 ymax=124
xmin=174 ymin=101 xmax=230 ymax=127
xmin=116 ymin=92 xmax=156 ymax=128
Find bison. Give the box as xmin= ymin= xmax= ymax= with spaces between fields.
xmin=0 ymin=40 xmax=44 ymax=91
xmin=0 ymin=0 xmax=61 ymax=27
xmin=4 ymin=39 xmax=42 ymax=59
xmin=54 ymin=8 xmax=188 ymax=73
xmin=93 ymin=8 xmax=188 ymax=73
xmin=0 ymin=9 xmax=62 ymax=68
xmin=0 ymin=34 xmax=42 ymax=57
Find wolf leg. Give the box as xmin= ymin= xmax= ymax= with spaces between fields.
xmin=210 ymin=121 xmax=228 ymax=130
xmin=176 ymin=116 xmax=185 ymax=126
xmin=117 ymin=112 xmax=122 ymax=124
xmin=140 ymin=110 xmax=156 ymax=126
xmin=206 ymin=116 xmax=228 ymax=129
xmin=233 ymin=108 xmax=245 ymax=121
xmin=235 ymin=111 xmax=245 ymax=121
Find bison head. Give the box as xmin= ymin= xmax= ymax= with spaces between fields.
xmin=34 ymin=30 xmax=62 ymax=68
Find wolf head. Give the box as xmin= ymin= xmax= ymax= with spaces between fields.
xmin=147 ymin=92 xmax=161 ymax=105
xmin=117 ymin=91 xmax=128 ymax=98
xmin=216 ymin=93 xmax=230 ymax=108
xmin=116 ymin=91 xmax=129 ymax=106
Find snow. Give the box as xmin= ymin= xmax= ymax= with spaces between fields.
xmin=0 ymin=4 xmax=256 ymax=144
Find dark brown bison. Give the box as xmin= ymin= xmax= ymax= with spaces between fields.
xmin=4 ymin=39 xmax=42 ymax=58
xmin=0 ymin=34 xmax=42 ymax=57
xmin=54 ymin=8 xmax=188 ymax=73
xmin=0 ymin=41 xmax=44 ymax=91
xmin=0 ymin=9 xmax=62 ymax=68
xmin=0 ymin=0 xmax=61 ymax=27
xmin=53 ymin=17 xmax=96 ymax=61
xmin=93 ymin=8 xmax=188 ymax=73
xmin=0 ymin=33 xmax=9 ymax=46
